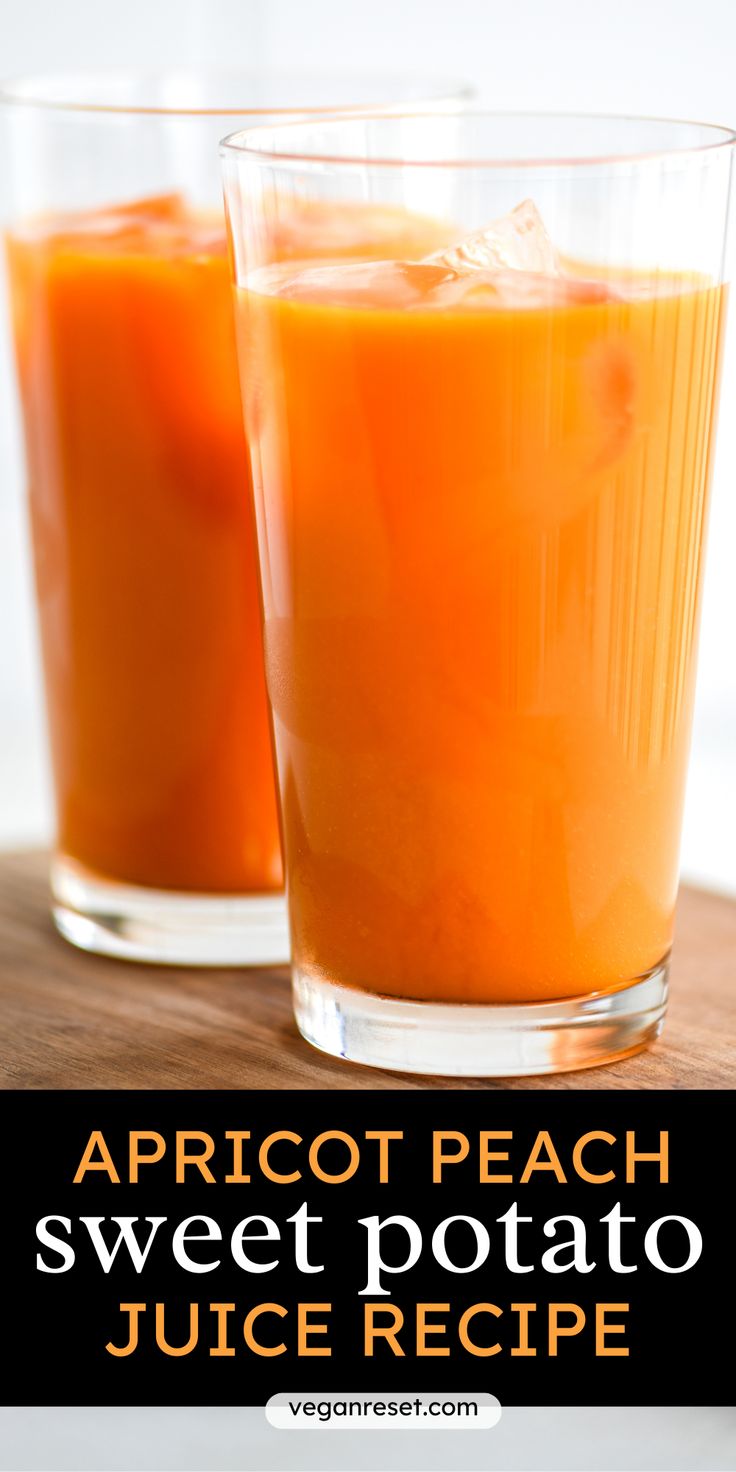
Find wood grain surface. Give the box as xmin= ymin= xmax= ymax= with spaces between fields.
xmin=0 ymin=849 xmax=733 ymax=1089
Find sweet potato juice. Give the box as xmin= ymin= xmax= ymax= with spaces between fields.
xmin=240 ymin=242 xmax=725 ymax=1002
xmin=7 ymin=196 xmax=280 ymax=893
xmin=7 ymin=196 xmax=444 ymax=896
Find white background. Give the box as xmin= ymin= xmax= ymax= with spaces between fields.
xmin=0 ymin=0 xmax=734 ymax=892
xmin=1 ymin=1404 xmax=735 ymax=1472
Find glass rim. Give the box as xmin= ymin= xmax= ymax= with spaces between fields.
xmin=0 ymin=68 xmax=471 ymax=118
xmin=220 ymin=108 xmax=736 ymax=171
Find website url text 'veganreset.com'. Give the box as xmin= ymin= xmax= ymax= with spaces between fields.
xmin=265 ymin=1391 xmax=502 ymax=1429
xmin=288 ymin=1396 xmax=478 ymax=1422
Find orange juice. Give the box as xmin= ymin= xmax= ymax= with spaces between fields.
xmin=7 ymin=197 xmax=451 ymax=897
xmin=240 ymin=259 xmax=725 ymax=1000
xmin=7 ymin=195 xmax=283 ymax=893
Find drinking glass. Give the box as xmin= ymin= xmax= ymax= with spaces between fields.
xmin=222 ymin=111 xmax=733 ymax=1069
xmin=2 ymin=72 xmax=467 ymax=964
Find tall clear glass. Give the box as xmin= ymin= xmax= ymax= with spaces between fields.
xmin=222 ymin=111 xmax=734 ymax=1070
xmin=1 ymin=73 xmax=468 ymax=965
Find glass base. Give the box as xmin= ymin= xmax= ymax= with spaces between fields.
xmin=293 ymin=962 xmax=669 ymax=1077
xmin=51 ymin=855 xmax=290 ymax=967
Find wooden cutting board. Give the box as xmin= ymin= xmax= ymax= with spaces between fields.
xmin=0 ymin=849 xmax=733 ymax=1089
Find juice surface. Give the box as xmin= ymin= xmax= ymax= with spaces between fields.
xmin=7 ymin=197 xmax=447 ymax=894
xmin=241 ymin=260 xmax=725 ymax=1000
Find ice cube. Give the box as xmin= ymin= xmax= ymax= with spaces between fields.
xmin=423 ymin=199 xmax=560 ymax=276
xmin=246 ymin=200 xmax=618 ymax=311
xmin=247 ymin=259 xmax=452 ymax=310
xmin=428 ymin=268 xmax=614 ymax=309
